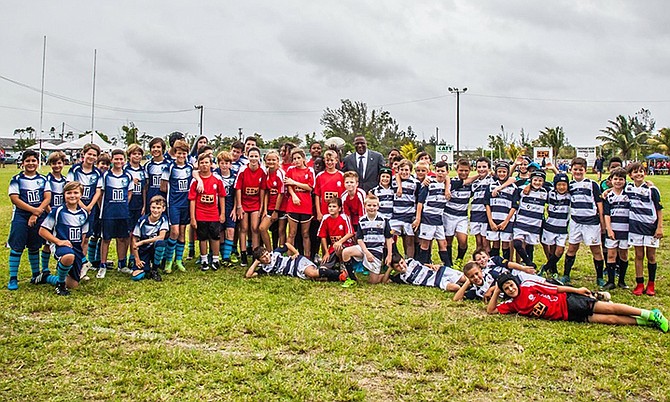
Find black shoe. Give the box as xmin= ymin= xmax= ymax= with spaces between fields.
xmin=55 ymin=282 xmax=70 ymax=296
xmin=150 ymin=267 xmax=163 ymax=282
xmin=211 ymin=260 xmax=220 ymax=271
xmin=32 ymin=272 xmax=50 ymax=285
xmin=602 ymin=282 xmax=616 ymax=291
xmin=618 ymin=281 xmax=629 ymax=289
xmin=240 ymin=253 xmax=248 ymax=267
xmin=200 ymin=261 xmax=210 ymax=271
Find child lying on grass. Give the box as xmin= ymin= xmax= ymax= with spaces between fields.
xmin=487 ymin=273 xmax=668 ymax=333
xmin=245 ymin=243 xmax=343 ymax=282
xmin=384 ymin=253 xmax=465 ymax=292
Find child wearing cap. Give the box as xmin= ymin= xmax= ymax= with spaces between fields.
xmin=488 ymin=274 xmax=669 ymax=333
xmin=539 ymin=173 xmax=571 ymax=278
xmin=512 ymin=170 xmax=548 ymax=267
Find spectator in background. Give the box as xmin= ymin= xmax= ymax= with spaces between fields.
xmin=306 ymin=142 xmax=322 ymax=168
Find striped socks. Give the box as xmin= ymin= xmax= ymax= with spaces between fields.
xmin=9 ymin=249 xmax=22 ymax=281
xmin=222 ymin=239 xmax=233 ymax=260
xmin=175 ymin=241 xmax=185 ymax=262
xmin=153 ymin=240 xmax=165 ymax=269
xmin=57 ymin=261 xmax=72 ymax=284
xmin=41 ymin=249 xmax=51 ymax=274
xmin=164 ymin=238 xmax=177 ymax=263
xmin=28 ymin=250 xmax=40 ymax=278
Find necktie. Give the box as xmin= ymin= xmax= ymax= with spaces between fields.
xmin=358 ymin=155 xmax=365 ymax=178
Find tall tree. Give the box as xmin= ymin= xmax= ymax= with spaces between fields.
xmin=647 ymin=127 xmax=670 ymax=154
xmin=597 ymin=115 xmax=649 ymax=160
xmin=121 ymin=122 xmax=140 ymax=146
xmin=266 ymin=135 xmax=303 ymax=150
xmin=536 ymin=126 xmax=568 ymax=163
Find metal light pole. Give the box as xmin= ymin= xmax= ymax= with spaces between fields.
xmin=194 ymin=105 xmax=204 ymax=136
xmin=448 ymin=87 xmax=467 ymax=159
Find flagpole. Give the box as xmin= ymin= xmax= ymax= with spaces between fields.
xmin=38 ymin=35 xmax=47 ymax=168
xmin=91 ymin=49 xmax=97 ymax=143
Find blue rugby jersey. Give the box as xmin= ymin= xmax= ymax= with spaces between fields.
xmin=145 ymin=159 xmax=169 ymax=204
xmin=41 ymin=205 xmax=89 ymax=251
xmin=568 ymin=178 xmax=601 ymax=225
xmin=417 ymin=179 xmax=446 ymax=226
xmin=544 ymin=190 xmax=571 ymax=234
xmin=100 ymin=170 xmax=134 ymax=219
xmin=46 ymin=173 xmax=66 ymax=208
xmin=213 ymin=168 xmax=237 ymax=214
xmin=603 ymin=190 xmax=630 ymax=241
xmin=125 ymin=163 xmax=147 ymax=211
xmin=161 ymin=162 xmax=193 ymax=209
xmin=132 ymin=213 xmax=169 ymax=240
xmin=66 ymin=164 xmax=102 ymax=206
xmin=370 ymin=185 xmax=394 ymax=221
xmin=514 ymin=187 xmax=548 ymax=235
xmin=8 ymin=172 xmax=49 ymax=220
xmin=444 ymin=178 xmax=472 ymax=218
xmin=470 ymin=175 xmax=494 ymax=223
xmin=625 ymin=182 xmax=663 ymax=236
xmin=391 ymin=176 xmax=420 ymax=223
xmin=483 ymin=180 xmax=517 ymax=232
xmin=356 ymin=214 xmax=392 ymax=260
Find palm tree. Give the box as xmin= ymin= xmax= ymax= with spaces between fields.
xmin=537 ymin=126 xmax=567 ymax=163
xmin=596 ymin=115 xmax=649 ymax=160
xmin=647 ymin=127 xmax=670 ymax=155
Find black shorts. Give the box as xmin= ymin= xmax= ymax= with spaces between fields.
xmin=267 ymin=210 xmax=286 ymax=219
xmin=566 ymin=293 xmax=596 ymax=323
xmin=196 ymin=221 xmax=221 ymax=241
xmin=288 ymin=212 xmax=312 ymax=223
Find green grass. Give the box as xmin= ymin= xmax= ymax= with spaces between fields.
xmin=1 ymin=167 xmax=669 ymax=401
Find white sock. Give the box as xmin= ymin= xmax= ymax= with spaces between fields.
xmin=201 ymin=255 xmax=208 ymax=263
xmin=212 ymin=255 xmax=220 ymax=262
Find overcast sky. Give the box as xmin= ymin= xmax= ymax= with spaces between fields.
xmin=1 ymin=1 xmax=669 ymax=149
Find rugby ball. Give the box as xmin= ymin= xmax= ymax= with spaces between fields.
xmin=131 ymin=270 xmax=145 ymax=281
xmin=324 ymin=136 xmax=346 ymax=150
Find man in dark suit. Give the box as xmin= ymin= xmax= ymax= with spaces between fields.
xmin=342 ymin=135 xmax=386 ymax=193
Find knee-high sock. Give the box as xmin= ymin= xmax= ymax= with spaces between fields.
xmin=546 ymin=254 xmax=561 ymax=273
xmin=9 ymin=249 xmax=22 ymax=281
xmin=188 ymin=237 xmax=195 ymax=254
xmin=94 ymin=238 xmax=102 ymax=263
xmin=456 ymin=247 xmax=467 ymax=261
xmin=165 ymin=238 xmax=177 ymax=263
xmin=46 ymin=274 xmax=58 ymax=285
xmin=28 ymin=250 xmax=40 ymax=277
xmin=222 ymin=239 xmax=233 ymax=260
xmin=152 ymin=240 xmax=165 ymax=269
xmin=513 ymin=240 xmax=532 ymax=266
xmin=594 ymin=258 xmax=604 ymax=279
xmin=563 ymin=255 xmax=576 ymax=277
xmin=438 ymin=250 xmax=450 ymax=266
xmin=41 ymin=249 xmax=51 ymax=273
xmin=175 ymin=241 xmax=185 ymax=262
xmin=490 ymin=247 xmax=500 ymax=257
xmin=502 ymin=247 xmax=511 ymax=260
xmin=344 ymin=260 xmax=358 ymax=281
xmin=618 ymin=260 xmax=628 ymax=282
xmin=648 ymin=263 xmax=657 ymax=282
xmin=57 ymin=261 xmax=72 ymax=284
xmin=606 ymin=262 xmax=616 ymax=283
xmin=444 ymin=247 xmax=453 ymax=266
xmin=525 ymin=245 xmax=534 ymax=264
xmin=88 ymin=237 xmax=98 ymax=263
xmin=118 ymin=257 xmax=127 ymax=269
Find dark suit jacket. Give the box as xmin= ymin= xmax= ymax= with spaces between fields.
xmin=342 ymin=150 xmax=386 ymax=192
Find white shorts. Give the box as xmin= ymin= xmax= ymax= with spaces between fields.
xmin=437 ymin=267 xmax=465 ymax=290
xmin=418 ymin=223 xmax=445 ymax=241
xmin=628 ymin=233 xmax=660 ymax=248
xmin=351 ymin=245 xmax=383 ymax=274
xmin=443 ymin=215 xmax=468 ymax=237
xmin=390 ymin=220 xmax=415 ymax=236
xmin=486 ymin=230 xmax=512 ymax=242
xmin=470 ymin=222 xmax=488 ymax=236
xmin=513 ymin=229 xmax=541 ymax=245
xmin=541 ymin=231 xmax=568 ymax=247
xmin=568 ymin=220 xmax=601 ymax=246
xmin=604 ymin=238 xmax=629 ymax=250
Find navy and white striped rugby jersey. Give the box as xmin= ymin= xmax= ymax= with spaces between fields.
xmin=602 ymin=190 xmax=630 ymax=241
xmin=356 ymin=214 xmax=392 ymax=260
xmin=444 ymin=178 xmax=472 ymax=218
xmin=370 ymin=185 xmax=394 ymax=221
xmin=145 ymin=159 xmax=169 ymax=203
xmin=161 ymin=162 xmax=193 ymax=209
xmin=543 ymin=190 xmax=570 ymax=234
xmin=125 ymin=163 xmax=147 ymax=211
xmin=418 ymin=179 xmax=447 ymax=226
xmin=514 ymin=187 xmax=548 ymax=235
xmin=568 ymin=179 xmax=601 ymax=225
xmin=100 ymin=170 xmax=134 ymax=220
xmin=391 ymin=176 xmax=420 ymax=223
xmin=470 ymin=175 xmax=494 ymax=223
xmin=483 ymin=180 xmax=517 ymax=232
xmin=625 ymin=182 xmax=662 ymax=235
xmin=132 ymin=213 xmax=169 ymax=240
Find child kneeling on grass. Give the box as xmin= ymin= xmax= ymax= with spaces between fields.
xmin=487 ymin=274 xmax=668 ymax=333
xmin=130 ymin=196 xmax=169 ymax=282
xmin=385 ymin=253 xmax=465 ymax=292
xmin=246 ymin=243 xmax=343 ymax=281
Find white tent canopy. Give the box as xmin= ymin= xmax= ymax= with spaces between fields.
xmin=58 ymin=132 xmax=113 ymax=151
xmin=28 ymin=141 xmax=62 ymax=151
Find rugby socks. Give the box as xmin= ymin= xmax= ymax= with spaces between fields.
xmin=546 ymin=254 xmax=561 ymax=273
xmin=118 ymin=258 xmax=127 ymax=269
xmin=165 ymin=238 xmax=177 ymax=263
xmin=417 ymin=248 xmax=430 ymax=264
xmin=490 ymin=247 xmax=500 ymax=257
xmin=57 ymin=261 xmax=72 ymax=284
xmin=128 ymin=255 xmax=136 ymax=269
xmin=513 ymin=240 xmax=532 ymax=266
xmin=343 ymin=260 xmax=358 ymax=281
xmin=9 ymin=249 xmax=22 ymax=282
xmin=188 ymin=239 xmax=195 ymax=256
xmin=28 ymin=250 xmax=40 ymax=278
xmin=46 ymin=274 xmax=58 ymax=285
xmin=648 ymin=263 xmax=657 ymax=282
xmin=87 ymin=237 xmax=98 ymax=265
xmin=640 ymin=309 xmax=652 ymax=320
xmin=618 ymin=260 xmax=628 ymax=283
xmin=563 ymin=254 xmax=576 ymax=277
xmin=635 ymin=316 xmax=653 ymax=326
xmin=525 ymin=245 xmax=534 ymax=264
xmin=212 ymin=255 xmax=219 ymax=263
xmin=502 ymin=247 xmax=510 ymax=260
xmin=438 ymin=251 xmax=450 ymax=266
xmin=606 ymin=262 xmax=617 ymax=285
xmin=222 ymin=239 xmax=233 ymax=260
xmin=41 ymin=249 xmax=51 ymax=274
xmin=444 ymin=247 xmax=453 ymax=266
xmin=594 ymin=258 xmax=604 ymax=280
xmin=318 ymin=267 xmax=341 ymax=282
xmin=200 ymin=255 xmax=208 ymax=263
xmin=456 ymin=247 xmax=467 ymax=261
xmin=153 ymin=240 xmax=165 ymax=268
xmin=175 ymin=241 xmax=185 ymax=262
xmin=93 ymin=238 xmax=102 ymax=267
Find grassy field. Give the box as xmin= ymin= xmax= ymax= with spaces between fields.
xmin=0 ymin=166 xmax=669 ymax=401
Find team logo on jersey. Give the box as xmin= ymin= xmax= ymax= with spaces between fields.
xmin=245 ymin=187 xmax=259 ymax=196
xmin=530 ymin=302 xmax=547 ymax=318
xmin=273 ymin=181 xmax=277 ymax=186
xmin=337 ymin=181 xmax=341 ymax=187
xmin=338 ymin=225 xmax=343 ymax=230
xmin=213 ymin=183 xmax=218 ymax=190
xmin=329 ymin=235 xmax=342 ymax=243
xmin=270 ymin=189 xmax=278 ymax=195
xmin=79 ymin=215 xmax=87 ymax=224
xmin=324 ymin=191 xmax=338 ymax=200
xmin=37 ymin=178 xmax=44 ymax=186
xmin=304 ymin=174 xmax=309 ymax=179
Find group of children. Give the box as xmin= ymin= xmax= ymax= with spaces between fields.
xmin=5 ymin=135 xmax=668 ymax=333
